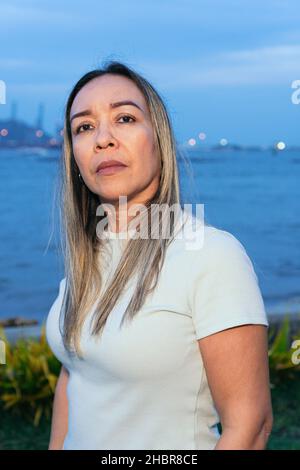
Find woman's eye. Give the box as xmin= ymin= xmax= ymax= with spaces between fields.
xmin=76 ymin=123 xmax=93 ymax=134
xmin=75 ymin=116 xmax=135 ymax=134
xmin=118 ymin=115 xmax=135 ymax=124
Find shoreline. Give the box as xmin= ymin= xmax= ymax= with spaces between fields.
xmin=1 ymin=311 xmax=300 ymax=345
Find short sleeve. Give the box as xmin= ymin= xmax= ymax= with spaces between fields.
xmin=189 ymin=229 xmax=269 ymax=340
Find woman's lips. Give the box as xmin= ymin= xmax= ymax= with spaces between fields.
xmin=96 ymin=164 xmax=127 ymax=176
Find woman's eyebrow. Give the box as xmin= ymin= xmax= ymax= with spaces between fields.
xmin=70 ymin=100 xmax=144 ymax=123
xmin=110 ymin=100 xmax=144 ymax=113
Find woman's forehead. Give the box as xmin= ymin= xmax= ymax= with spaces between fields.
xmin=71 ymin=75 xmax=146 ymax=114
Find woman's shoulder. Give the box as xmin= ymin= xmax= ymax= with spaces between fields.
xmin=202 ymin=224 xmax=248 ymax=257
xmin=46 ymin=277 xmax=67 ymax=325
xmin=179 ymin=215 xmax=261 ymax=296
xmin=175 ymin=209 xmax=247 ymax=258
xmin=59 ymin=276 xmax=67 ymax=287
xmin=57 ymin=277 xmax=67 ymax=296
xmin=182 ymin=216 xmax=268 ymax=335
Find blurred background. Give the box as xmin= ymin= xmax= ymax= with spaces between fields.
xmin=0 ymin=0 xmax=299 ymax=327
xmin=0 ymin=0 xmax=299 ymax=450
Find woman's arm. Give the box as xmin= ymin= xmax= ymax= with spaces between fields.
xmin=198 ymin=324 xmax=273 ymax=450
xmin=48 ymin=365 xmax=69 ymax=450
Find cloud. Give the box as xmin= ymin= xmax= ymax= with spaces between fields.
xmin=226 ymin=44 xmax=300 ymax=61
xmin=0 ymin=3 xmax=69 ymax=24
xmin=0 ymin=58 xmax=34 ymax=69
xmin=8 ymin=82 xmax=71 ymax=94
xmin=142 ymin=44 xmax=300 ymax=89
xmin=3 ymin=43 xmax=300 ymax=96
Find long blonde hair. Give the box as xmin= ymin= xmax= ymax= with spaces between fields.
xmin=55 ymin=60 xmax=190 ymax=357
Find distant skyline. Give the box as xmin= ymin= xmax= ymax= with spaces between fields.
xmin=0 ymin=0 xmax=300 ymax=145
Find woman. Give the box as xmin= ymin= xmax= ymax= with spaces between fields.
xmin=46 ymin=60 xmax=273 ymax=450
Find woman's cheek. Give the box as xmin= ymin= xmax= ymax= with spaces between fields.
xmin=72 ymin=138 xmax=87 ymax=161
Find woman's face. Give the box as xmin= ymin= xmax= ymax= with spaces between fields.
xmin=70 ymin=74 xmax=161 ymax=215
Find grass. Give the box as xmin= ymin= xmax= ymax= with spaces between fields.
xmin=0 ymin=404 xmax=50 ymax=450
xmin=267 ymin=371 xmax=300 ymax=450
xmin=0 ymin=371 xmax=299 ymax=450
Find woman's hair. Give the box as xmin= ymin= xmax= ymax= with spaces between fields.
xmin=55 ymin=59 xmax=192 ymax=357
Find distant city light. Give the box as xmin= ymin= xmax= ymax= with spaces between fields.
xmin=0 ymin=128 xmax=8 ymax=136
xmin=36 ymin=130 xmax=44 ymax=137
xmin=219 ymin=138 xmax=228 ymax=146
xmin=49 ymin=138 xmax=57 ymax=146
xmin=188 ymin=138 xmax=196 ymax=146
xmin=276 ymin=141 xmax=286 ymax=151
xmin=60 ymin=129 xmax=64 ymax=136
xmin=198 ymin=132 xmax=206 ymax=140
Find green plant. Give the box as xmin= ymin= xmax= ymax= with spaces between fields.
xmin=268 ymin=315 xmax=300 ymax=372
xmin=0 ymin=325 xmax=61 ymax=426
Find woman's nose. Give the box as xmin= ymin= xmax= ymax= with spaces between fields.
xmin=94 ymin=125 xmax=117 ymax=150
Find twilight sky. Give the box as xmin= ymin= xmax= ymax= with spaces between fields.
xmin=0 ymin=0 xmax=300 ymax=145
